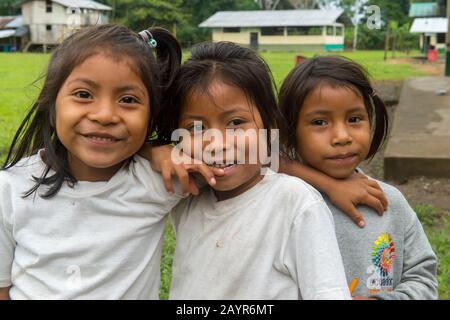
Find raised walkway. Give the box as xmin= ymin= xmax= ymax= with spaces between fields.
xmin=384 ymin=76 xmax=450 ymax=181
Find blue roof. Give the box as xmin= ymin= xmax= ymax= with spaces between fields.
xmin=409 ymin=2 xmax=439 ymax=17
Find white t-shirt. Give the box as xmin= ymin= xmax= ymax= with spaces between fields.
xmin=169 ymin=171 xmax=351 ymax=300
xmin=0 ymin=151 xmax=183 ymax=299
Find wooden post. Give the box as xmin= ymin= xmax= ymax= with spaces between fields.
xmin=445 ymin=0 xmax=450 ymax=76
xmin=353 ymin=22 xmax=358 ymax=51
xmin=384 ymin=22 xmax=390 ymax=61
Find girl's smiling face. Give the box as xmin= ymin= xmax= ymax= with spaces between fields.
xmin=55 ymin=53 xmax=150 ymax=181
xmin=179 ymin=80 xmax=265 ymax=201
xmin=296 ymin=85 xmax=371 ymax=179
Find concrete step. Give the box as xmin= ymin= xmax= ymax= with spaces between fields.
xmin=384 ymin=76 xmax=450 ymax=181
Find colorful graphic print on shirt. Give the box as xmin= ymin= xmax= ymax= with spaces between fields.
xmin=366 ymin=233 xmax=396 ymax=295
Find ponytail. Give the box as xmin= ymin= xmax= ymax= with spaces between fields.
xmin=145 ymin=27 xmax=181 ymax=89
xmin=366 ymin=92 xmax=389 ymax=159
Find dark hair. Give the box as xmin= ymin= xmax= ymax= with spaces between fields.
xmin=158 ymin=41 xmax=287 ymax=152
xmin=1 ymin=24 xmax=181 ymax=198
xmin=279 ymin=55 xmax=388 ymax=161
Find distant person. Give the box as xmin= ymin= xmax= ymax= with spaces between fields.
xmin=279 ymin=55 xmax=438 ymax=299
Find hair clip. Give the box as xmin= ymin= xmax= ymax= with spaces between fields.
xmin=138 ymin=30 xmax=157 ymax=48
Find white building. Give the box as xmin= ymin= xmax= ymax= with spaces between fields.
xmin=199 ymin=9 xmax=352 ymax=51
xmin=0 ymin=16 xmax=29 ymax=51
xmin=20 ymin=0 xmax=112 ymax=51
xmin=410 ymin=17 xmax=448 ymax=54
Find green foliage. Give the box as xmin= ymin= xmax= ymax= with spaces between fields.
xmin=0 ymin=0 xmax=19 ymax=16
xmin=98 ymin=0 xmax=258 ymax=47
xmin=427 ymin=227 xmax=450 ymax=300
xmin=160 ymin=221 xmax=176 ymax=300
xmin=100 ymin=0 xmax=185 ymax=31
xmin=414 ymin=204 xmax=450 ymax=300
xmin=415 ymin=203 xmax=441 ymax=228
xmin=363 ymin=0 xmax=411 ymax=26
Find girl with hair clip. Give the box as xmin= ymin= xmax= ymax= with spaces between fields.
xmin=0 ymin=24 xmax=221 ymax=300
xmin=279 ymin=55 xmax=438 ymax=299
xmin=156 ymin=41 xmax=353 ymax=300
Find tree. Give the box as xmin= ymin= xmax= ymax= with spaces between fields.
xmin=339 ymin=0 xmax=365 ymax=50
xmin=287 ymin=0 xmax=320 ymax=9
xmin=100 ymin=0 xmax=260 ymax=47
xmin=100 ymin=0 xmax=185 ymax=32
xmin=358 ymin=0 xmax=411 ymax=55
xmin=256 ymin=0 xmax=294 ymax=10
xmin=0 ymin=0 xmax=19 ymax=16
xmin=177 ymin=0 xmax=258 ymax=47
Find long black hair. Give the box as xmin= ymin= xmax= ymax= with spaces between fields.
xmin=2 ymin=24 xmax=181 ymax=198
xmin=279 ymin=55 xmax=389 ymax=161
xmin=158 ymin=41 xmax=287 ymax=152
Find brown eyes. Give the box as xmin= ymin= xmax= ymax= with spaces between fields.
xmin=349 ymin=116 xmax=362 ymax=123
xmin=73 ymin=91 xmax=139 ymax=105
xmin=311 ymin=119 xmax=327 ymax=126
xmin=74 ymin=91 xmax=92 ymax=99
xmin=119 ymin=96 xmax=139 ymax=104
xmin=310 ymin=117 xmax=363 ymax=126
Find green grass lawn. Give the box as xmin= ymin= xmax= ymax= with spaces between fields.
xmin=0 ymin=53 xmax=48 ymax=158
xmin=0 ymin=51 xmax=447 ymax=300
xmin=259 ymin=50 xmax=427 ymax=86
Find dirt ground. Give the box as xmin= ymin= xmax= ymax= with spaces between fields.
xmin=359 ymin=103 xmax=450 ymax=217
xmin=387 ymin=56 xmax=445 ymax=76
xmin=360 ymin=145 xmax=450 ymax=216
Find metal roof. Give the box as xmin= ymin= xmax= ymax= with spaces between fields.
xmin=199 ymin=9 xmax=349 ymax=28
xmin=410 ymin=18 xmax=448 ymax=33
xmin=18 ymin=0 xmax=112 ymax=11
xmin=0 ymin=16 xmax=15 ymax=28
xmin=52 ymin=0 xmax=112 ymax=11
xmin=408 ymin=2 xmax=439 ymax=17
xmin=5 ymin=16 xmax=23 ymax=28
xmin=0 ymin=29 xmax=16 ymax=38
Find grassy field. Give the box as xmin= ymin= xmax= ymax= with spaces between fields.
xmin=260 ymin=50 xmax=427 ymax=86
xmin=0 ymin=51 xmax=447 ymax=300
xmin=0 ymin=50 xmax=426 ymax=159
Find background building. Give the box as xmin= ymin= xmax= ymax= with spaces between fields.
xmin=409 ymin=1 xmax=448 ymax=54
xmin=199 ymin=9 xmax=352 ymax=52
xmin=13 ymin=0 xmax=112 ymax=51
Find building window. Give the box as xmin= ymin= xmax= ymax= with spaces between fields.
xmin=335 ymin=26 xmax=343 ymax=36
xmin=287 ymin=26 xmax=323 ymax=36
xmin=261 ymin=27 xmax=284 ymax=36
xmin=437 ymin=33 xmax=445 ymax=43
xmin=46 ymin=0 xmax=52 ymax=13
xmin=46 ymin=25 xmax=52 ymax=31
xmin=326 ymin=26 xmax=334 ymax=36
xmin=223 ymin=27 xmax=240 ymax=33
xmin=261 ymin=26 xmax=284 ymax=36
xmin=287 ymin=27 xmax=307 ymax=35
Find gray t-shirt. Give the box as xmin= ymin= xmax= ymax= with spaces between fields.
xmin=323 ymin=178 xmax=438 ymax=299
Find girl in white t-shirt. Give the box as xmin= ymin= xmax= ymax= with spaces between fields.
xmin=0 ymin=25 xmax=218 ymax=300
xmin=157 ymin=41 xmax=352 ymax=300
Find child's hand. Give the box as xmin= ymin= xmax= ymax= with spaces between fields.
xmin=140 ymin=144 xmax=224 ymax=196
xmin=0 ymin=286 xmax=10 ymax=300
xmin=328 ymin=173 xmax=388 ymax=228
